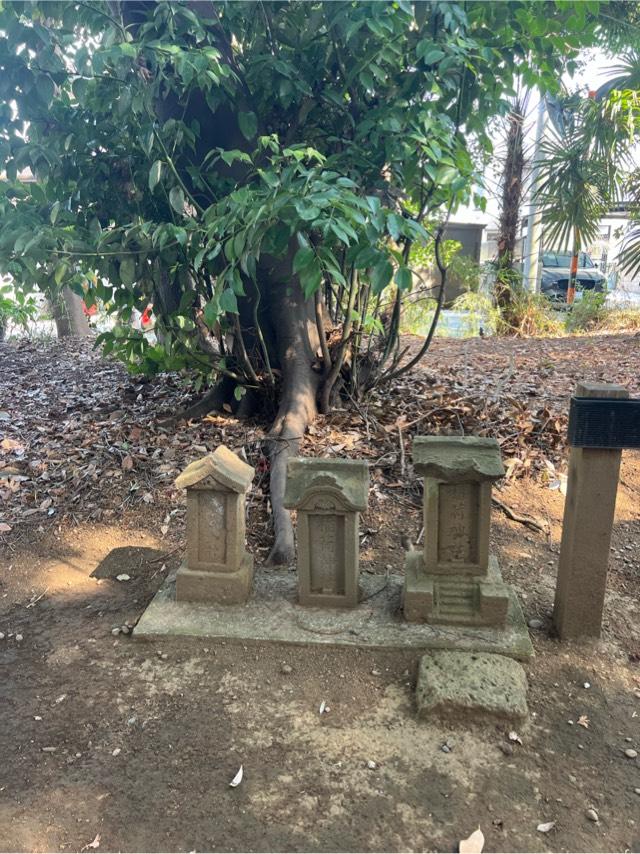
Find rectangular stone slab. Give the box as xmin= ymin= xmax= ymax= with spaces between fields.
xmin=416 ymin=650 xmax=528 ymax=723
xmin=134 ymin=567 xmax=533 ymax=660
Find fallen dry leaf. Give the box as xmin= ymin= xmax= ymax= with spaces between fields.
xmin=229 ymin=765 xmax=243 ymax=788
xmin=81 ymin=834 xmax=101 ymax=851
xmin=459 ymin=827 xmax=484 ymax=853
xmin=537 ymin=821 xmax=556 ymax=833
xmin=508 ymin=731 xmax=523 ymax=744
xmin=577 ymin=715 xmax=590 ymax=728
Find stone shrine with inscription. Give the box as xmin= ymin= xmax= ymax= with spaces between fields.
xmin=175 ymin=445 xmax=254 ymax=605
xmin=284 ymin=458 xmax=369 ymax=608
xmin=404 ymin=436 xmax=512 ymax=626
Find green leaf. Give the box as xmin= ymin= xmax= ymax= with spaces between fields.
xmin=174 ymin=227 xmax=188 ymax=247
xmin=417 ymin=43 xmax=446 ymax=65
xmin=120 ymin=258 xmax=136 ymax=286
xmin=203 ymin=298 xmax=220 ymax=326
xmin=293 ymin=246 xmax=315 ymax=273
xmin=220 ymin=149 xmax=252 ymax=166
xmin=169 ymin=186 xmax=185 ymax=214
xmin=50 ymin=201 xmax=61 ymax=225
xmin=395 ymin=266 xmax=412 ymax=291
xmin=329 ymin=222 xmax=352 ymax=245
xmin=149 ymin=160 xmax=162 ymax=192
xmin=238 ymin=111 xmax=258 ymax=141
xmin=233 ymin=385 xmax=247 ymax=401
xmin=294 ymin=200 xmax=321 ymax=221
xmin=298 ymin=261 xmax=322 ymax=298
xmin=54 ymin=262 xmax=68 ymax=285
xmin=387 ymin=213 xmax=403 ymax=242
xmin=435 ymin=165 xmax=458 ymax=185
xmin=371 ymin=259 xmax=393 ymax=294
xmin=219 ymin=288 xmax=238 ymax=314
xmin=366 ymin=195 xmax=381 ymax=215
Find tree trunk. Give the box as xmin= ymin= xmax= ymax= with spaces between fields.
xmin=496 ymin=101 xmax=525 ymax=310
xmin=262 ymin=255 xmax=322 ymax=566
xmin=567 ymin=228 xmax=579 ymax=305
xmin=497 ymin=107 xmax=525 ymax=270
xmin=51 ymin=288 xmax=92 ymax=338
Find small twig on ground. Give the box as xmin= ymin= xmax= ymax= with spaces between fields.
xmin=492 ymin=497 xmax=548 ymax=534
xmin=148 ymin=547 xmax=181 ymax=564
xmin=360 ymin=573 xmax=390 ymax=602
xmin=25 ymin=588 xmax=48 ymax=608
xmin=397 ymin=424 xmax=406 ymax=476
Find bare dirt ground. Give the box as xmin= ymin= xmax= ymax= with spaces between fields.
xmin=1 ymin=333 xmax=639 ymax=853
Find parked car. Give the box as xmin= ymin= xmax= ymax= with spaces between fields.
xmin=540 ymin=251 xmax=606 ymax=302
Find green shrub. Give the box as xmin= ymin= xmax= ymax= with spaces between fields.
xmin=0 ymin=286 xmax=38 ymax=338
xmin=496 ymin=283 xmax=564 ymax=337
xmin=566 ymin=291 xmax=607 ymax=331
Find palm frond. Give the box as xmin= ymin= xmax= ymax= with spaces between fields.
xmin=617 ymin=225 xmax=640 ymax=278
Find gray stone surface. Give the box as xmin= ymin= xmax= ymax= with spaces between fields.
xmin=405 ymin=435 xmax=511 ymax=627
xmin=133 ymin=567 xmax=534 ymax=659
xmin=175 ymin=445 xmax=254 ymax=492
xmin=413 ymin=436 xmax=505 ymax=483
xmin=416 ymin=650 xmax=528 ymax=723
xmin=284 ymin=458 xmax=369 ymax=608
xmin=283 ymin=458 xmax=369 ymax=511
xmin=175 ymin=446 xmax=254 ymax=605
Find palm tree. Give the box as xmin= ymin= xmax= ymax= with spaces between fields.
xmin=534 ymin=93 xmax=631 ymax=304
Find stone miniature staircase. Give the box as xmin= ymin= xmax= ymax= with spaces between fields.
xmin=434 ymin=579 xmax=479 ymax=622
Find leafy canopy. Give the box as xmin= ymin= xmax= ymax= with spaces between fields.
xmin=0 ymin=0 xmax=622 ymax=378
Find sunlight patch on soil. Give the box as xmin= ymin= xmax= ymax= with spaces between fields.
xmin=6 ymin=525 xmax=164 ymax=602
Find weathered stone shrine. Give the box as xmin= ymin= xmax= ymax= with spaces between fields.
xmin=404 ymin=436 xmax=512 ymax=626
xmin=175 ymin=446 xmax=254 ymax=605
xmin=284 ymin=458 xmax=369 ymax=608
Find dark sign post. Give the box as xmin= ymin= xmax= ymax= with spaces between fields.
xmin=553 ymin=382 xmax=630 ymax=640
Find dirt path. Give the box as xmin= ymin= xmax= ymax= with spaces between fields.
xmin=1 ymin=334 xmax=639 ymax=852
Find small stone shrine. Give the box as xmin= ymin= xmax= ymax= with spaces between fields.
xmin=175 ymin=445 xmax=254 ymax=605
xmin=404 ymin=436 xmax=511 ymax=626
xmin=284 ymin=458 xmax=369 ymax=608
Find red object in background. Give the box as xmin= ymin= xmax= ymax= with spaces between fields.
xmin=141 ymin=305 xmax=153 ymax=328
xmin=82 ymin=303 xmax=98 ymax=317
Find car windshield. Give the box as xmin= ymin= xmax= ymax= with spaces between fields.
xmin=542 ymin=252 xmax=594 ymax=268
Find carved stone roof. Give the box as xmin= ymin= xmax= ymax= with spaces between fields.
xmin=284 ymin=458 xmax=369 ymax=511
xmin=412 ymin=436 xmax=505 ymax=482
xmin=175 ymin=445 xmax=254 ymax=493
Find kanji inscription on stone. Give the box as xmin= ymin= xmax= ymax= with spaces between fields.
xmin=309 ymin=514 xmax=346 ymax=595
xmin=195 ymin=491 xmax=227 ymax=565
xmin=404 ymin=436 xmax=512 ymax=627
xmin=437 ymin=482 xmax=479 ymax=564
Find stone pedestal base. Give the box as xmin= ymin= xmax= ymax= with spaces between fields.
xmin=404 ymin=553 xmax=511 ymax=627
xmin=175 ymin=554 xmax=253 ymax=605
xmin=299 ymin=585 xmax=362 ymax=609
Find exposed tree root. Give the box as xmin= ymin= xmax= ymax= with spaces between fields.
xmin=492 ymin=497 xmax=549 ymax=534
xmin=159 ymin=376 xmax=235 ymax=425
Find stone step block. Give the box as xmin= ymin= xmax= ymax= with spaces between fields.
xmin=416 ymin=650 xmax=528 ymax=723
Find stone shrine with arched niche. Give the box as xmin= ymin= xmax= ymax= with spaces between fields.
xmin=284 ymin=458 xmax=369 ymax=608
